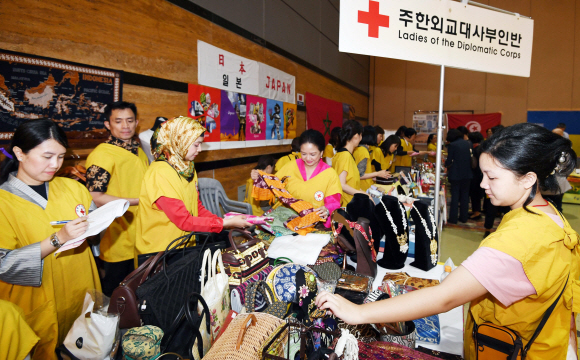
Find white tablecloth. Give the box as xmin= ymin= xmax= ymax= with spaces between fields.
xmin=371 ymin=257 xmax=464 ymax=356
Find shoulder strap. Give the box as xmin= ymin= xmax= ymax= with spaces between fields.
xmin=522 ymin=275 xmax=569 ymax=358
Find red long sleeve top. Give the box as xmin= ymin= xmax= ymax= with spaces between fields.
xmin=155 ymin=195 xmax=224 ymax=233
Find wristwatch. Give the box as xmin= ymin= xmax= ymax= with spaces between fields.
xmin=50 ymin=233 xmax=62 ymax=249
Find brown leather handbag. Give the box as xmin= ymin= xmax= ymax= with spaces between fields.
xmin=221 ymin=228 xmax=269 ymax=289
xmin=108 ymin=252 xmax=164 ymax=329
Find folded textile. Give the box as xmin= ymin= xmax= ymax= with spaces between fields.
xmin=224 ymin=212 xmax=273 ymax=225
xmin=252 ymin=170 xmax=321 ymax=235
xmin=267 ymin=233 xmax=331 ymax=266
xmin=382 ymin=272 xmax=440 ymax=289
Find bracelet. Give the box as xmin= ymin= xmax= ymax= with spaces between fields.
xmin=50 ymin=233 xmax=62 ymax=249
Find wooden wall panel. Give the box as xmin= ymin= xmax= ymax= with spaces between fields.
xmin=372 ymin=57 xmax=406 ymax=130
xmin=528 ymin=0 xmax=575 ymax=109
xmin=572 ymin=0 xmax=580 ymax=108
xmin=370 ymin=0 xmax=580 ymax=130
xmin=404 ymin=62 xmax=441 ymax=127
xmin=0 ymin=0 xmax=368 ymax=195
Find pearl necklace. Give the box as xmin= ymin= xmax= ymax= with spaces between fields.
xmin=379 ymin=199 xmax=408 ymax=253
xmin=412 ymin=204 xmax=438 ymax=265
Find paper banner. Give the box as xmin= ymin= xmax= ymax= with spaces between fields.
xmin=258 ymin=63 xmax=296 ymax=104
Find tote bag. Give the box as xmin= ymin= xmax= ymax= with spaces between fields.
xmin=200 ymin=249 xmax=231 ymax=339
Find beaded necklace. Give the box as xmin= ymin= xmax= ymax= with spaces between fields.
xmin=379 ymin=199 xmax=408 ymax=253
xmin=412 ymin=204 xmax=438 ymax=265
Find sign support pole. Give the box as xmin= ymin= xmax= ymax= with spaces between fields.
xmin=434 ymin=65 xmax=445 ymax=260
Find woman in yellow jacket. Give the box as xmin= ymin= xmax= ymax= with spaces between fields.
xmin=332 ymin=120 xmax=375 ymax=207
xmin=323 ymin=126 xmax=341 ymax=165
xmin=353 ymin=126 xmax=391 ymax=191
xmin=0 ymin=119 xmax=100 ymax=360
xmin=317 ymin=123 xmax=580 ymax=359
xmin=135 ymin=116 xmax=251 ymax=264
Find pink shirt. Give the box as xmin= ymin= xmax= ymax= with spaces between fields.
xmin=462 ymin=212 xmax=563 ymax=306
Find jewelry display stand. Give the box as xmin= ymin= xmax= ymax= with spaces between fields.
xmin=346 ymin=193 xmax=383 ymax=253
xmin=409 ymin=200 xmax=438 ymax=271
xmin=374 ymin=195 xmax=408 ymax=270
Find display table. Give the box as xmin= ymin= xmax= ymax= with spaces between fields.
xmin=372 ymin=257 xmax=464 ymax=356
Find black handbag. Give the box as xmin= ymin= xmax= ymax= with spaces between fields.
xmin=136 ymin=232 xmax=226 ymax=332
xmin=161 ymin=292 xmax=211 ymax=359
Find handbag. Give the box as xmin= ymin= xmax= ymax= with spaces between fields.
xmin=244 ymin=280 xmax=289 ymax=319
xmin=109 ymin=252 xmax=164 ymax=329
xmin=62 ymin=292 xmax=119 ymax=360
xmin=161 ymin=292 xmax=212 ymax=360
xmin=200 ymin=248 xmax=231 ymax=339
xmin=230 ymin=265 xmax=274 ymax=313
xmin=473 ymin=276 xmax=569 ymax=360
xmin=221 ymin=228 xmax=270 ymax=288
xmin=136 ymin=232 xmax=225 ymax=332
xmin=202 ymin=313 xmax=287 ymax=360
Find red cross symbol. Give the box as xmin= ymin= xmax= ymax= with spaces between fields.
xmin=358 ymin=0 xmax=389 ymax=38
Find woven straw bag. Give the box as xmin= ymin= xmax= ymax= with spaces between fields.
xmin=202 ymin=313 xmax=288 ymax=360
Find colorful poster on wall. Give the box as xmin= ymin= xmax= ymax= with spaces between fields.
xmin=343 ymin=103 xmax=355 ymax=122
xmin=0 ymin=50 xmax=122 ymax=143
xmin=245 ymin=95 xmax=266 ymax=141
xmin=284 ymin=102 xmax=297 ymax=140
xmin=266 ymin=99 xmax=284 ymax=140
xmin=220 ymin=91 xmax=246 ymax=141
xmin=187 ymin=84 xmax=221 ymax=142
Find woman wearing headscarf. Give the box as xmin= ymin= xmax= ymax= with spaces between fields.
xmin=135 ymin=116 xmax=250 ymax=262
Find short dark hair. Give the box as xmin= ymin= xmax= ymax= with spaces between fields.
xmin=468 ymin=131 xmax=484 ymax=145
xmin=446 ymin=129 xmax=463 ymax=142
xmin=404 ymin=128 xmax=417 ymax=138
xmin=557 ymin=123 xmax=566 ymax=129
xmin=255 ymin=155 xmax=276 ymax=170
xmin=481 ymin=123 xmax=576 ymax=211
xmin=456 ymin=126 xmax=469 ymax=136
xmin=395 ymin=126 xmax=407 ymax=137
xmin=291 ymin=137 xmax=300 ymax=152
xmin=380 ymin=135 xmax=401 ymax=155
xmin=104 ymin=101 xmax=137 ymax=122
xmin=299 ymin=129 xmax=326 ymax=152
xmin=0 ymin=119 xmax=68 ymax=184
xmin=374 ymin=125 xmax=384 ymax=137
xmin=360 ymin=125 xmax=377 ymax=146
xmin=490 ymin=125 xmax=504 ymax=135
xmin=329 ymin=127 xmax=341 ymax=148
xmin=337 ymin=120 xmax=363 ymax=149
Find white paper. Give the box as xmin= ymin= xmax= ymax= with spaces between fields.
xmin=267 ymin=233 xmax=330 ymax=265
xmin=55 ymin=200 xmax=130 ymax=254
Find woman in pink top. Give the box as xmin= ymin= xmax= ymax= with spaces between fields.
xmin=316 ymin=123 xmax=580 ymax=359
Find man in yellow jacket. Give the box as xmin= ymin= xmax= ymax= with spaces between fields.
xmin=85 ymin=101 xmax=149 ymax=295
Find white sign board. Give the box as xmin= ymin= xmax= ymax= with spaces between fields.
xmin=259 ymin=63 xmax=296 ymax=104
xmin=198 ymin=40 xmax=260 ymax=93
xmin=340 ymin=0 xmax=534 ymax=77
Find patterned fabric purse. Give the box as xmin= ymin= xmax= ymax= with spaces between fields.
xmin=221 ymin=229 xmax=270 ymax=289
xmin=244 ymin=281 xmax=289 ymax=319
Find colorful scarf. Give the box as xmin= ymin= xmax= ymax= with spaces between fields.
xmin=151 ymin=116 xmax=206 ymax=181
xmin=252 ymin=170 xmax=321 ymax=235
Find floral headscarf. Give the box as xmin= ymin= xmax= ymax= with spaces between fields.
xmin=151 ymin=116 xmax=206 ymax=181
